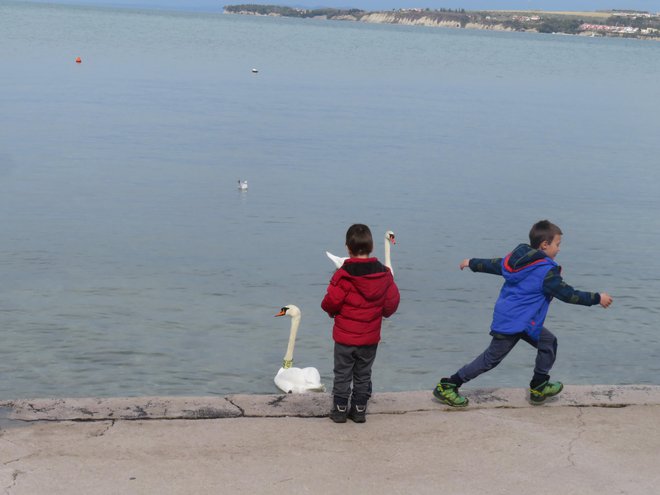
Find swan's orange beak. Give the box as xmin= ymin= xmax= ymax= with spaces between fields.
xmin=275 ymin=309 xmax=286 ymax=317
xmin=389 ymin=235 xmax=396 ymax=245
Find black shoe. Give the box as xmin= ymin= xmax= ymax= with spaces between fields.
xmin=348 ymin=404 xmax=366 ymax=423
xmin=329 ymin=404 xmax=348 ymax=423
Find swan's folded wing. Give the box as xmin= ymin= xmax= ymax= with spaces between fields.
xmin=275 ymin=367 xmax=325 ymax=393
xmin=326 ymin=251 xmax=347 ymax=269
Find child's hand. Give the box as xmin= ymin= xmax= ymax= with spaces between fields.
xmin=459 ymin=259 xmax=470 ymax=270
xmin=599 ymin=293 xmax=613 ymax=308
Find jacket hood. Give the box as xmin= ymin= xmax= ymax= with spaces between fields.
xmin=502 ymin=244 xmax=555 ymax=283
xmin=337 ymin=258 xmax=393 ymax=301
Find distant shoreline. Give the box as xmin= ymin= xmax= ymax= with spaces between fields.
xmin=224 ymin=4 xmax=660 ymax=41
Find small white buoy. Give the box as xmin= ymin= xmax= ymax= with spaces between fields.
xmin=238 ymin=179 xmax=248 ymax=191
xmin=251 ymin=68 xmax=258 ymax=73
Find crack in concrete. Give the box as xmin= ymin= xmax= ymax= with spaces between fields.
xmin=26 ymin=402 xmax=56 ymax=414
xmin=90 ymin=420 xmax=115 ymax=437
xmin=4 ymin=469 xmax=24 ymax=495
xmin=567 ymin=406 xmax=585 ymax=467
xmin=3 ymin=447 xmax=41 ymax=468
xmin=267 ymin=396 xmax=286 ymax=407
xmin=225 ymin=398 xmax=245 ymax=416
xmin=566 ymin=403 xmax=629 ymax=409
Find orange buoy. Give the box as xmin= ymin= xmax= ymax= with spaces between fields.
xmin=75 ymin=57 xmax=82 ymax=64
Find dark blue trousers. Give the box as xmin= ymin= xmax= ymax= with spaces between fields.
xmin=456 ymin=327 xmax=558 ymax=384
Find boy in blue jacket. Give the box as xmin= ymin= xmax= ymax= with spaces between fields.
xmin=434 ymin=220 xmax=613 ymax=406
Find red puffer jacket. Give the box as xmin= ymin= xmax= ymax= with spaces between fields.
xmin=321 ymin=257 xmax=400 ymax=346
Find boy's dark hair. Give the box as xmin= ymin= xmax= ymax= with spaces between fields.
xmin=346 ymin=224 xmax=373 ymax=256
xmin=529 ymin=220 xmax=563 ymax=249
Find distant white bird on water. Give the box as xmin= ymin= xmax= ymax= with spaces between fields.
xmin=238 ymin=180 xmax=248 ymax=191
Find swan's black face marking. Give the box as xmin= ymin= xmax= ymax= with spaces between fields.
xmin=275 ymin=306 xmax=289 ymax=317
xmin=388 ymin=233 xmax=396 ymax=244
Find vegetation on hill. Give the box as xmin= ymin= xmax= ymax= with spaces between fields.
xmin=224 ymin=4 xmax=364 ymax=18
xmin=223 ymin=4 xmax=660 ymax=40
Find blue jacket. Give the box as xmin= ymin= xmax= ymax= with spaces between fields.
xmin=469 ymin=244 xmax=601 ymax=341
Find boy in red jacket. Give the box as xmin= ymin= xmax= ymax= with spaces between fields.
xmin=322 ymin=224 xmax=400 ymax=423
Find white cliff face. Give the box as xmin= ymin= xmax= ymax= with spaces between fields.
xmin=465 ymin=22 xmax=518 ymax=31
xmin=331 ymin=14 xmax=360 ymax=21
xmin=358 ymin=13 xmax=462 ymax=28
xmin=224 ymin=9 xmax=536 ymax=33
xmin=352 ymin=12 xmax=525 ymax=32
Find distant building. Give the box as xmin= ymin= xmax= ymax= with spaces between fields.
xmin=579 ymin=23 xmax=639 ymax=34
xmin=612 ymin=12 xmax=651 ymax=18
xmin=512 ymin=15 xmax=540 ymax=22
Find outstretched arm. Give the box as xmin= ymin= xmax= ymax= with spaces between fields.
xmin=460 ymin=258 xmax=503 ymax=275
xmin=543 ymin=267 xmax=613 ymax=308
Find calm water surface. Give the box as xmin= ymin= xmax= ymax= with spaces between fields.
xmin=1 ymin=2 xmax=660 ymax=399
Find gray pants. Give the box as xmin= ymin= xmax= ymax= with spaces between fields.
xmin=332 ymin=343 xmax=378 ymax=406
xmin=457 ymin=327 xmax=558 ymax=384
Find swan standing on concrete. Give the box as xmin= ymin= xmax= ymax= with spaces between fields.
xmin=274 ymin=305 xmax=325 ymax=394
xmin=326 ymin=230 xmax=396 ymax=274
xmin=238 ymin=180 xmax=248 ymax=191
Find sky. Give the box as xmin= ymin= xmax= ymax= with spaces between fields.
xmin=14 ymin=0 xmax=660 ymax=13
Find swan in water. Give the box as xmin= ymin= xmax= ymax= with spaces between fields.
xmin=274 ymin=305 xmax=325 ymax=394
xmin=238 ymin=180 xmax=248 ymax=191
xmin=326 ymin=230 xmax=396 ymax=275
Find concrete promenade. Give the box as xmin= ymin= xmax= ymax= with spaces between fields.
xmin=1 ymin=385 xmax=660 ymax=494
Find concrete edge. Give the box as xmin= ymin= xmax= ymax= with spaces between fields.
xmin=1 ymin=385 xmax=659 ymax=423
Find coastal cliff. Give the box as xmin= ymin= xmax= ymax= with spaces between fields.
xmin=356 ymin=12 xmax=520 ymax=31
xmin=224 ymin=5 xmax=660 ymax=40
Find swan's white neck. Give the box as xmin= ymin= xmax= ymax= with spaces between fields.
xmin=282 ymin=313 xmax=300 ymax=368
xmin=384 ymin=236 xmax=393 ymax=274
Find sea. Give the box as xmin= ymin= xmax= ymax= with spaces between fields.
xmin=1 ymin=1 xmax=659 ymax=400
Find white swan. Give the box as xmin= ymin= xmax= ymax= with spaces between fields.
xmin=326 ymin=230 xmax=396 ymax=275
xmin=238 ymin=180 xmax=248 ymax=191
xmin=383 ymin=230 xmax=395 ymax=275
xmin=274 ymin=305 xmax=325 ymax=394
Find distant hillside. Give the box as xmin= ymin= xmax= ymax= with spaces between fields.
xmin=224 ymin=4 xmax=660 ymax=39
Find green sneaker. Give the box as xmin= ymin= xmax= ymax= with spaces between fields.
xmin=433 ymin=380 xmax=469 ymax=407
xmin=530 ymin=380 xmax=564 ymax=405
